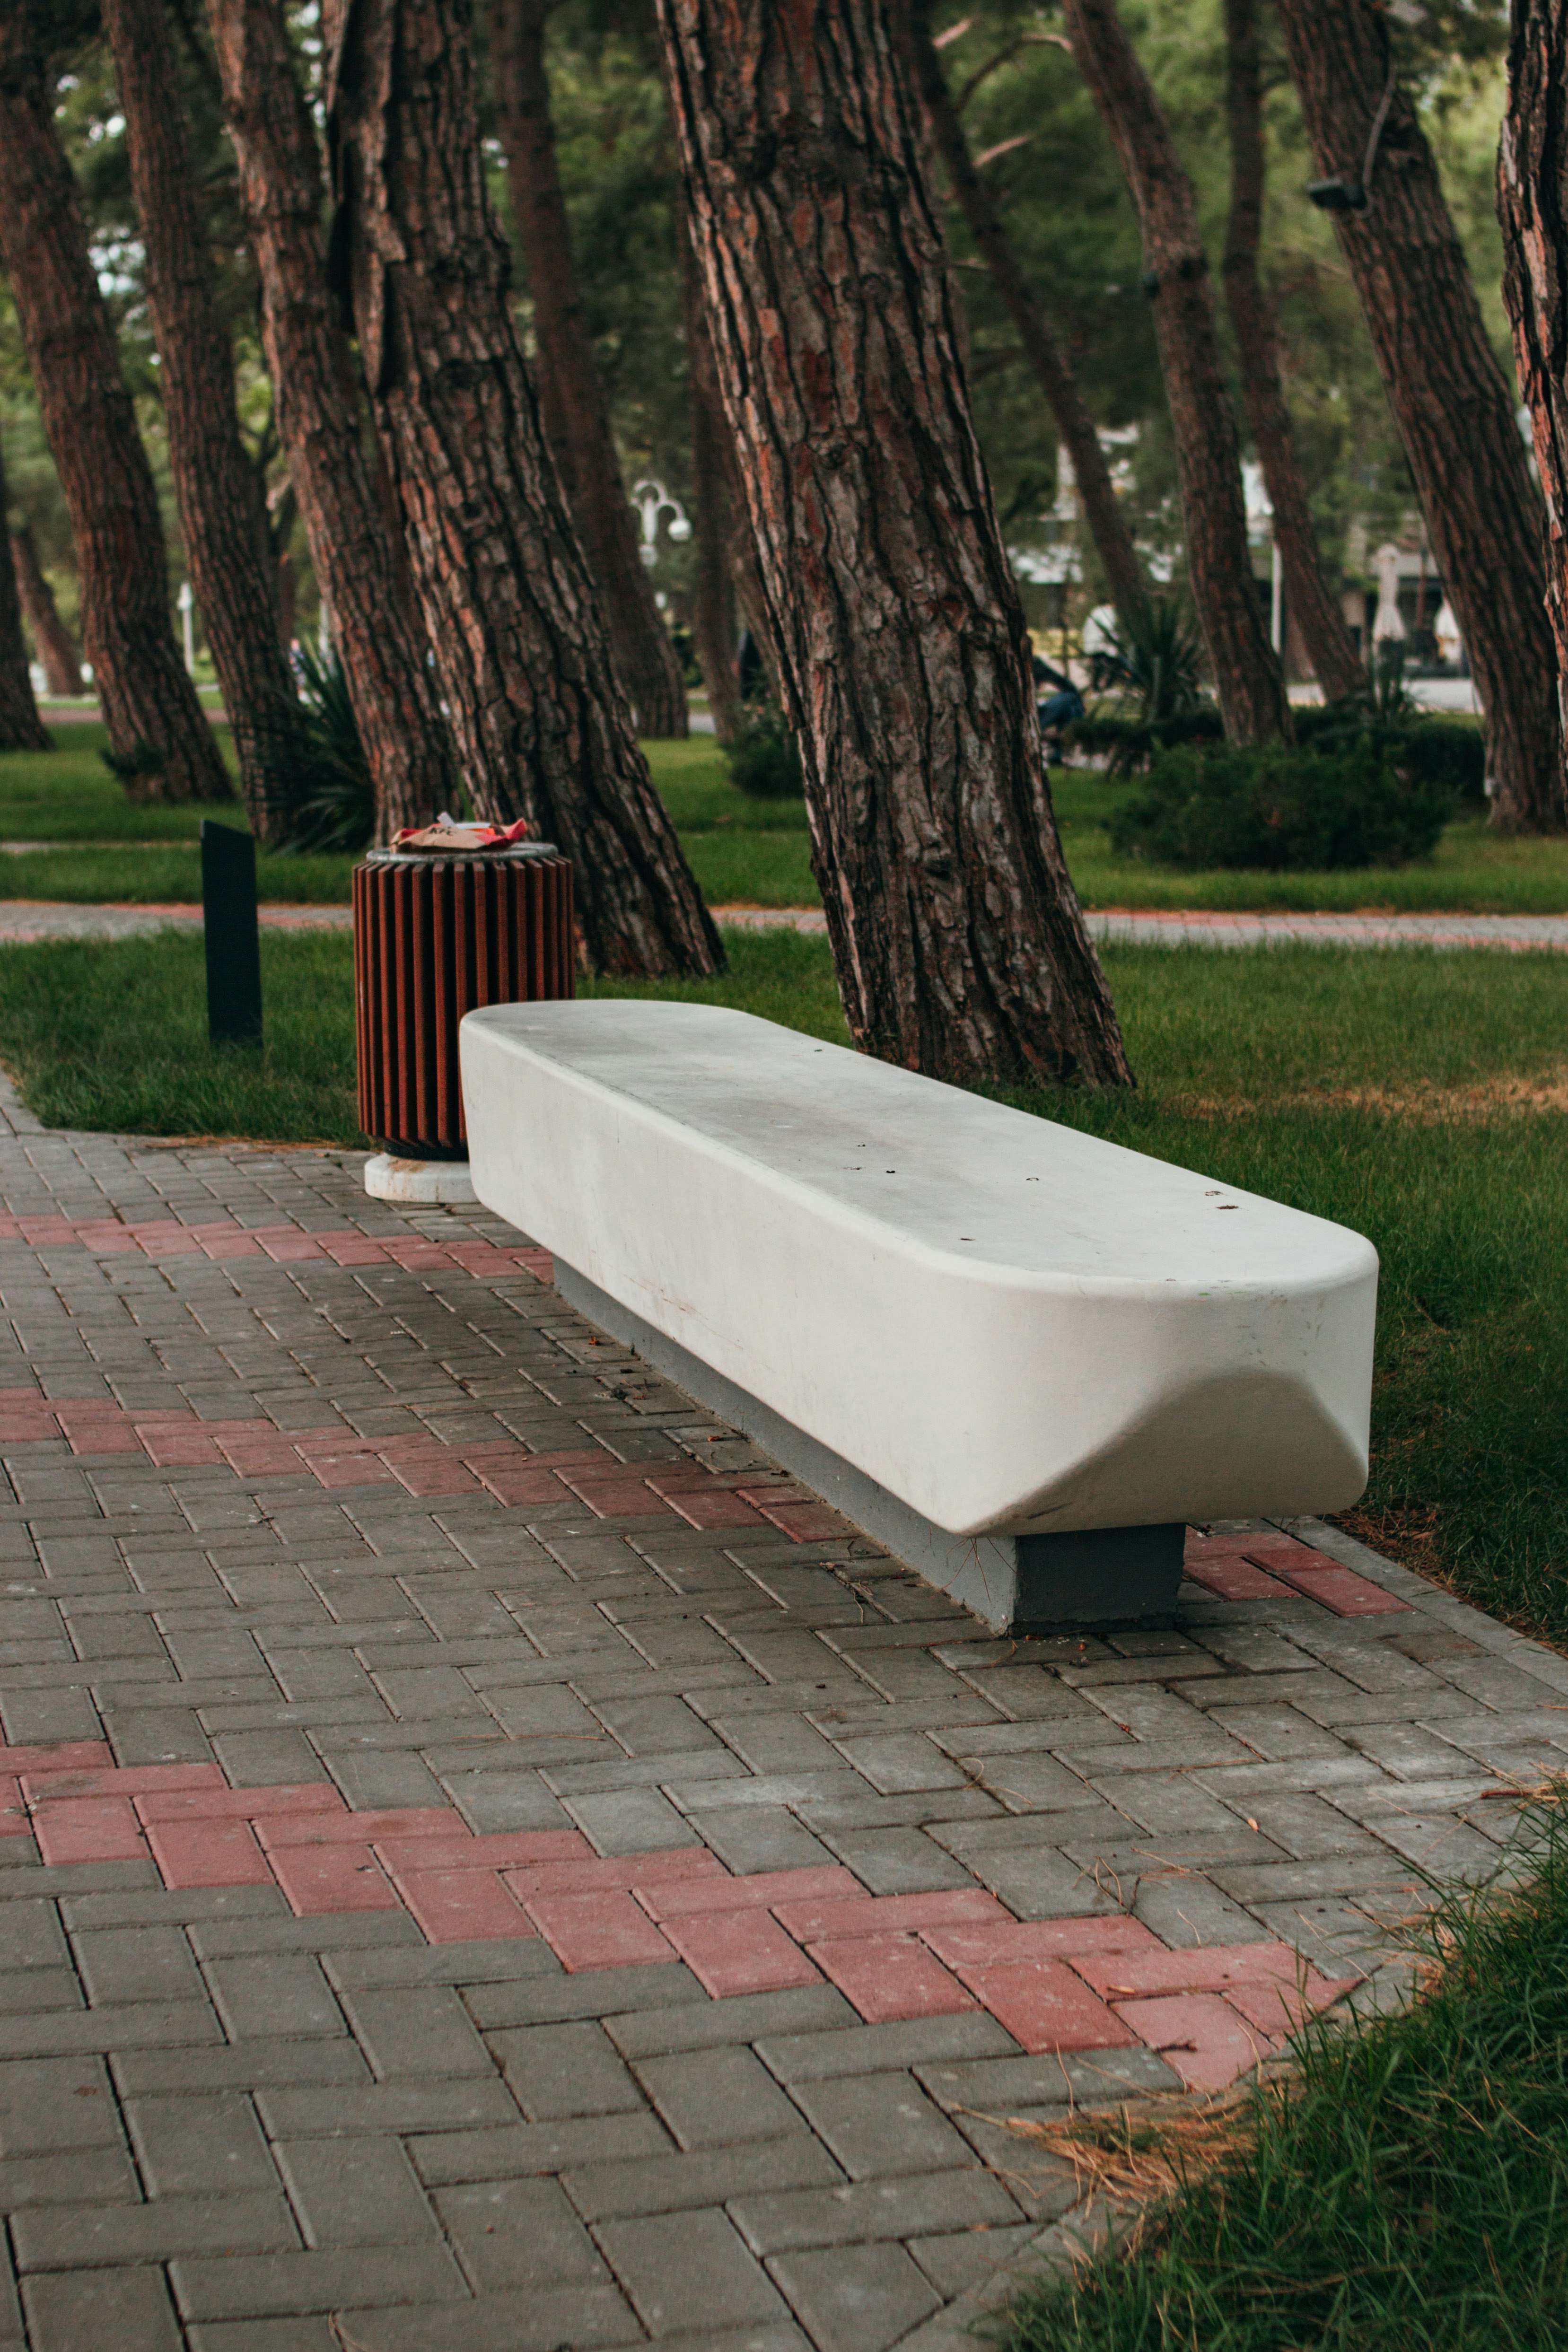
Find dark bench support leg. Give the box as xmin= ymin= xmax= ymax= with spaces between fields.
xmin=552 ymin=1260 xmax=1185 ymax=1632
xmin=1014 ymin=1524 xmax=1185 ymax=1630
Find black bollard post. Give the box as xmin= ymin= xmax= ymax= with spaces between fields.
xmin=201 ymin=821 xmax=263 ymax=1047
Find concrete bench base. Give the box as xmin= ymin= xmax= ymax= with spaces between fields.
xmin=559 ymin=1260 xmax=1185 ymax=1632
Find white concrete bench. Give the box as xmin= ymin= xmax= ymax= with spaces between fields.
xmin=460 ymin=1001 xmax=1377 ymax=1630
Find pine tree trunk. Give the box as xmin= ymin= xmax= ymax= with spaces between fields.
xmin=1278 ymin=0 xmax=1564 ymax=832
xmin=904 ymin=0 xmax=1145 ymax=624
xmin=0 ymin=437 xmax=50 ymax=751
xmin=681 ymin=227 xmax=743 ymax=743
xmin=1064 ymin=0 xmax=1288 ymax=743
xmin=206 ymin=0 xmax=459 ymax=842
xmin=659 ymin=0 xmax=1130 ymax=1086
xmin=9 ymin=524 xmax=83 ymax=698
xmin=325 ymin=0 xmax=721 ymax=976
xmin=0 ymin=17 xmax=232 ymax=804
xmin=490 ymin=0 xmax=689 ymax=739
xmin=1222 ymin=0 xmax=1362 ymax=705
xmin=103 ymin=0 xmax=318 ymax=843
xmin=1499 ymin=0 xmax=1568 ymax=832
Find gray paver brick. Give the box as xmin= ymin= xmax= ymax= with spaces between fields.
xmin=633 ymin=2046 xmax=809 ymax=2149
xmin=605 ymin=1985 xmax=854 ymax=2061
xmin=756 ymin=2013 xmax=1018 ymax=2083
xmin=71 ymin=1924 xmax=205 ymax=2008
xmin=598 ymin=2207 xmax=789 ymax=2335
xmin=566 ymin=2133 xmax=844 ymax=2223
xmin=255 ymin=2080 xmax=520 ymax=2138
xmin=13 ymin=2190 xmax=300 ymax=2270
xmin=319 ymin=2283 xmax=645 ymax=2350
xmin=168 ymin=2244 xmax=469 ymax=2323
xmin=125 ymin=2094 xmax=280 ymax=2197
xmin=0 ymin=2146 xmax=139 ymax=2208
xmin=788 ymin=2072 xmax=978 ymax=2180
xmin=23 ymin=2264 xmax=184 ymax=2352
xmin=275 ymin=2136 xmax=439 ymax=2246
xmin=561 ymin=1788 xmax=701 ymax=1852
xmin=203 ymin=1955 xmax=344 ymax=2042
xmin=336 ymin=1986 xmax=494 ymax=2078
xmin=489 ymin=2020 xmax=646 ymax=2120
xmin=435 ymin=2176 xmax=607 ymax=2288
xmin=769 ymin=2240 xmax=941 ymax=2352
xmin=732 ymin=2168 xmax=1022 ymax=2254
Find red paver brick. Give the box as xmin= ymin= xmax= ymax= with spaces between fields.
xmin=1069 ymin=1938 xmax=1313 ymax=2002
xmin=526 ymin=1890 xmax=676 ymax=1970
xmin=501 ymin=1849 xmax=727 ymax=1904
xmin=268 ymin=1841 xmax=401 ymax=1915
xmin=293 ymin=1431 xmax=381 ymax=1456
xmin=806 ymin=1934 xmax=976 ymax=2023
xmin=0 ymin=1775 xmax=28 ymax=1836
xmin=382 ymin=1453 xmax=482 ymax=1498
xmin=0 ymin=1416 xmax=57 ymax=1444
xmin=1246 ymin=1556 xmax=1409 ymax=1617
xmin=305 ymin=1451 xmax=398 ymax=1489
xmin=53 ymin=1410 xmax=140 ymax=1454
xmin=662 ymin=1909 xmax=823 ymax=1998
xmin=394 ymin=1868 xmax=536 ymax=1944
xmin=0 ymin=1741 xmax=111 ymax=1774
xmin=1182 ymin=1555 xmax=1294 ymax=1601
xmin=373 ymin=1828 xmax=590 ymax=1875
xmin=32 ymin=1796 xmax=148 ymax=1866
xmin=1115 ymin=1993 xmax=1273 ymax=2093
xmin=660 ymin=1487 xmax=767 ymax=1531
xmin=512 ymin=1248 xmax=553 ymax=1281
xmin=952 ymin=1959 xmax=1138 ymax=2054
xmin=199 ymin=1235 xmax=265 ymax=1259
xmin=135 ymin=1783 xmax=345 ymax=1825
xmin=920 ymin=1915 xmax=1164 ymax=1970
xmin=255 ymin=1807 xmax=462 ymax=1848
xmin=216 ymin=1438 xmax=307 ymax=1477
xmin=1226 ymin=1970 xmax=1355 ymax=2040
xmin=771 ymin=1888 xmax=1008 ymax=1942
xmin=637 ymin=1864 xmax=861 ymax=1921
xmin=147 ymin=1817 xmax=273 ymax=1889
xmin=138 ymin=1433 xmax=226 ymax=1467
xmin=21 ymin=1764 xmax=223 ymax=1803
xmin=746 ymin=1500 xmax=851 ymax=1542
xmin=559 ymin=1475 xmax=678 ymax=1519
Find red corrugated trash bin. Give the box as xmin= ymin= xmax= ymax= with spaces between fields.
xmin=353 ymin=840 xmax=573 ymax=1161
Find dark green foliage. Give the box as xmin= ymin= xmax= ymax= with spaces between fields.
xmin=277 ymin=641 xmax=376 ymax=856
xmin=1110 ymin=742 xmax=1454 ymax=869
xmin=1068 ymin=707 xmax=1225 ymax=774
xmin=724 ymin=701 xmax=804 ymax=799
xmin=1297 ymin=706 xmax=1488 ymax=806
xmin=1088 ymin=596 xmax=1206 ymax=722
xmin=1001 ymin=1801 xmax=1568 ymax=2351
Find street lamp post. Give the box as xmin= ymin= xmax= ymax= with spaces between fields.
xmin=177 ymin=580 xmax=195 ymax=677
xmin=630 ymin=480 xmax=692 ymax=569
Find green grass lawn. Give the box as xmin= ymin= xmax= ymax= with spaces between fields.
xmin=0 ymin=924 xmax=1562 ymax=1653
xmin=1003 ymin=1803 xmax=1568 ymax=2352
xmin=6 ymin=724 xmax=1568 ymax=911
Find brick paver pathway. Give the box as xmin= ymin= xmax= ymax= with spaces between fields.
xmin=0 ymin=1080 xmax=1559 ymax=2351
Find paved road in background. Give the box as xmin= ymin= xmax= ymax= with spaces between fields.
xmin=0 ymin=902 xmax=1565 ymax=952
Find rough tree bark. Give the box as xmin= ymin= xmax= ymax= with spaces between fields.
xmin=0 ymin=11 xmax=231 ymax=802
xmin=1278 ymin=0 xmax=1562 ymax=832
xmin=10 ymin=525 xmax=83 ymax=697
xmin=489 ymin=0 xmax=688 ymax=737
xmin=207 ymin=0 xmax=458 ymax=841
xmin=1064 ymin=0 xmax=1288 ymax=743
xmin=659 ymin=0 xmax=1129 ymax=1085
xmin=904 ymin=0 xmax=1145 ymax=622
xmin=0 ymin=437 xmax=50 ymax=751
xmin=681 ymin=229 xmax=743 ymax=743
xmin=1498 ymin=0 xmax=1568 ymax=832
xmin=325 ymin=0 xmax=720 ymax=975
xmin=103 ymin=0 xmax=319 ymax=843
xmin=1222 ymin=0 xmax=1362 ymax=703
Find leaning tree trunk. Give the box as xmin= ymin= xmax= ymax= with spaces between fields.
xmin=905 ymin=0 xmax=1146 ymax=623
xmin=1222 ymin=0 xmax=1362 ymax=704
xmin=10 ymin=525 xmax=83 ymax=697
xmin=0 ymin=437 xmax=49 ymax=751
xmin=490 ymin=0 xmax=689 ymax=738
xmin=681 ymin=225 xmax=743 ymax=742
xmin=1278 ymin=0 xmax=1563 ymax=833
xmin=1065 ymin=0 xmax=1288 ymax=743
xmin=1498 ymin=0 xmax=1568 ymax=833
xmin=326 ymin=0 xmax=720 ymax=976
xmin=103 ymin=0 xmax=319 ymax=844
xmin=0 ymin=17 xmax=231 ymax=803
xmin=207 ymin=0 xmax=458 ymax=841
xmin=659 ymin=0 xmax=1130 ymax=1086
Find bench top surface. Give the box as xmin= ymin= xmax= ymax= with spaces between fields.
xmin=464 ymin=1002 xmax=1374 ymax=1294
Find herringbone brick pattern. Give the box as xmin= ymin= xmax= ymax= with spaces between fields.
xmin=0 ymin=1074 xmax=1556 ymax=2351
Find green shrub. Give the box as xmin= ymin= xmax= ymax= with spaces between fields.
xmin=1110 ymin=740 xmax=1454 ymax=870
xmin=1067 ymin=707 xmax=1223 ymax=773
xmin=725 ymin=702 xmax=803 ymax=798
xmin=1297 ymin=707 xmax=1487 ymax=805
